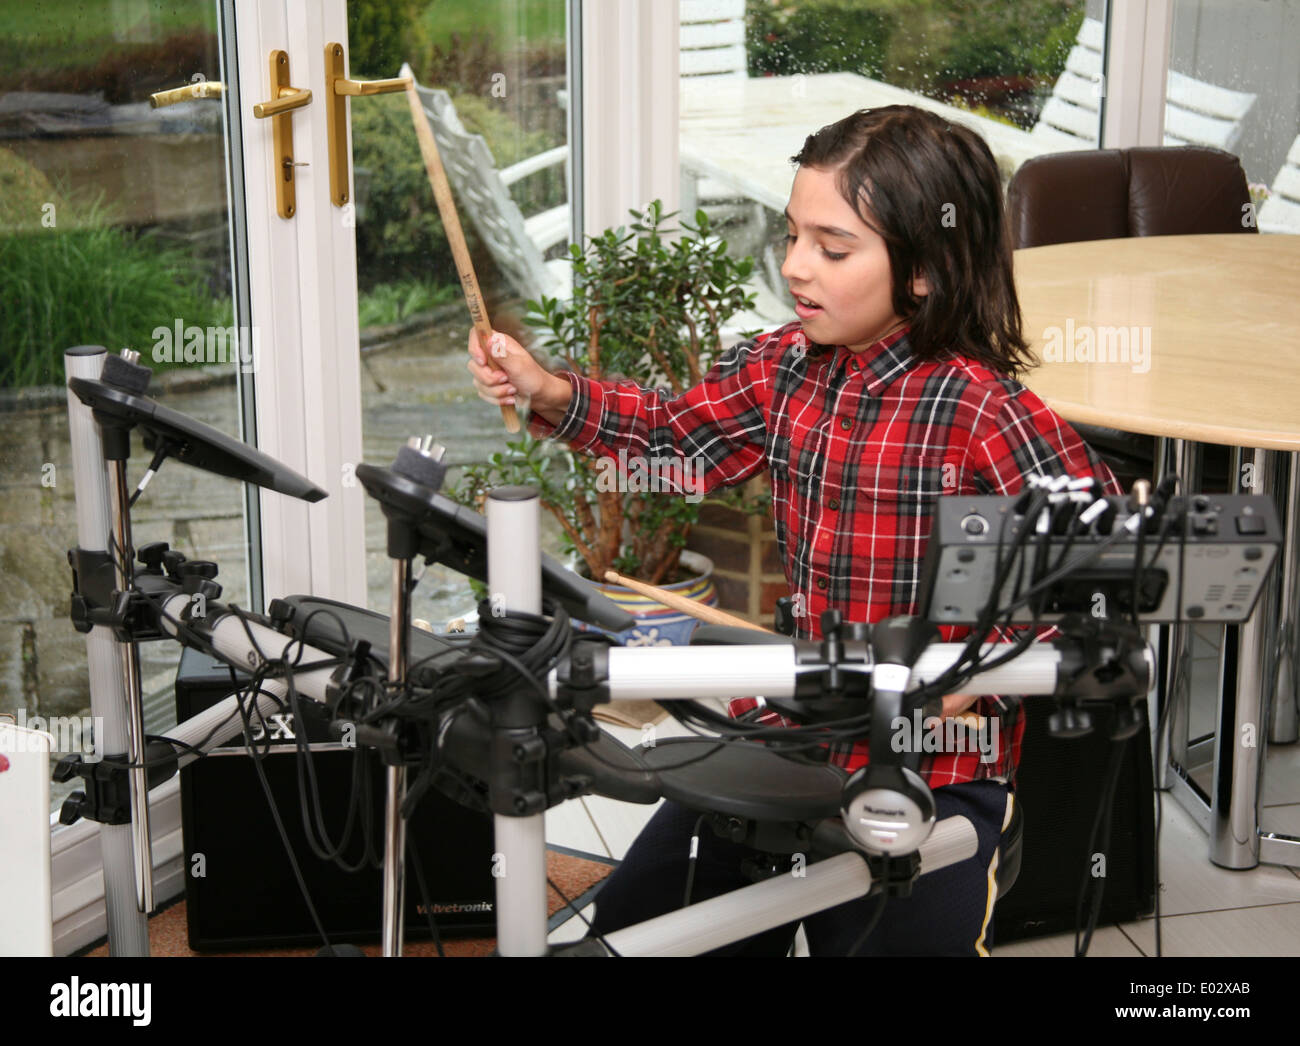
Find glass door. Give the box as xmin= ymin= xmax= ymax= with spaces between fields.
xmin=0 ymin=0 xmax=260 ymax=815
xmin=343 ymin=0 xmax=576 ymax=624
xmin=1 ymin=0 xmax=580 ymax=952
xmin=678 ymin=0 xmax=1113 ymax=321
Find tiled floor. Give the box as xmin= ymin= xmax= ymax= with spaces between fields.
xmin=545 ymin=688 xmax=1300 ymax=956
xmin=993 ymin=794 xmax=1300 ymax=957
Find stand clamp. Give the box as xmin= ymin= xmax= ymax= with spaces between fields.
xmin=54 ymin=742 xmax=176 ymax=826
xmin=68 ymin=541 xmax=221 ymax=642
xmin=554 ymin=637 xmax=611 ymax=715
xmin=865 ymin=849 xmax=923 ymax=899
xmin=1050 ymin=613 xmax=1150 ymax=740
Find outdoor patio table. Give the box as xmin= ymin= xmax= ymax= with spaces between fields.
xmin=1015 ymin=232 xmax=1300 ymax=871
xmin=679 ymin=71 xmax=1052 ymax=212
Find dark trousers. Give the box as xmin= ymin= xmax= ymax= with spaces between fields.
xmin=589 ymin=778 xmax=1013 ymax=956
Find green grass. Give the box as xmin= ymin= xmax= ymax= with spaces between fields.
xmin=421 ymin=0 xmax=566 ymax=50
xmin=0 ymin=0 xmax=215 ymax=72
xmin=0 ymin=0 xmax=564 ymax=79
xmin=0 ymin=197 xmax=231 ymax=388
xmin=357 ymin=278 xmax=459 ymax=329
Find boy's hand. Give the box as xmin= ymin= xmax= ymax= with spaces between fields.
xmin=941 ymin=693 xmax=980 ymax=719
xmin=466 ymin=329 xmax=569 ymax=416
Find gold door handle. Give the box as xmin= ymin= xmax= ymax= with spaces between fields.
xmin=324 ymin=42 xmax=411 ymax=207
xmin=252 ymin=85 xmax=310 ymax=119
xmin=150 ymin=80 xmax=225 ymax=107
xmin=334 ymin=75 xmax=410 ymax=96
xmin=252 ymin=50 xmax=312 ymax=219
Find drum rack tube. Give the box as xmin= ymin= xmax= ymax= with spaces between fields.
xmin=153 ymin=591 xmax=323 ymax=763
xmin=487 ymin=486 xmax=549 ymax=957
xmin=555 ymin=641 xmax=1098 ymax=702
xmin=599 ymin=815 xmax=978 ymax=957
xmin=64 ymin=347 xmax=150 ymax=957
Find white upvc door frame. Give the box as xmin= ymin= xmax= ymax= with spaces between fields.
xmin=1101 ymin=0 xmax=1174 ymax=148
xmin=51 ymin=0 xmax=366 ymax=955
xmin=581 ymin=0 xmax=681 ymax=234
xmin=237 ymin=0 xmax=367 ymax=608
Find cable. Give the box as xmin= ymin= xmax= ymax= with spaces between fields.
xmin=232 ymin=679 xmax=334 ymax=952
xmin=1151 ymin=485 xmax=1189 ymax=959
xmin=128 ymin=570 xmax=396 ymax=896
xmin=684 ymin=812 xmax=708 ymax=906
xmin=405 ymin=826 xmax=446 ymax=958
xmin=1132 ymin=504 xmax=1150 ymax=631
xmin=547 ymin=875 xmax=623 ymax=957
xmin=847 ymin=866 xmax=890 ymax=957
xmin=912 ymin=487 xmax=1053 ymax=705
xmin=1073 ymin=735 xmax=1127 ymax=957
xmin=127 ymin=440 xmax=171 ymax=507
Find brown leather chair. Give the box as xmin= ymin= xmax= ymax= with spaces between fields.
xmin=1008 ymin=146 xmax=1255 ymax=248
xmin=1007 ymin=146 xmax=1254 ymax=487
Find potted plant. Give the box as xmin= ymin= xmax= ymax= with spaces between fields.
xmin=448 ymin=202 xmax=767 ymax=642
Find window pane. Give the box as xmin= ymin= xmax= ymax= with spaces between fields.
xmin=1170 ymin=0 xmax=1300 ymax=234
xmin=348 ymin=0 xmax=573 ymax=624
xmin=0 ymin=0 xmax=254 ymax=813
xmin=680 ymin=0 xmax=1107 ymax=318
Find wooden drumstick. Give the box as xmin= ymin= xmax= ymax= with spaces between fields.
xmin=603 ymin=569 xmax=773 ymax=632
xmin=403 ymin=77 xmax=520 ymax=433
xmin=603 ymin=568 xmax=986 ymax=728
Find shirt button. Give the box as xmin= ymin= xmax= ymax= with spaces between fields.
xmin=839 ymin=418 xmax=852 ymax=431
xmin=828 ymin=497 xmax=840 ymax=510
xmin=817 ymin=577 xmax=827 ymax=590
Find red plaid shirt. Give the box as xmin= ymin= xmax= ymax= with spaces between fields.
xmin=529 ymin=322 xmax=1120 ymax=787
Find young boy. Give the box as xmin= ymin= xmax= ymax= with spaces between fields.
xmin=467 ymin=106 xmax=1121 ymax=954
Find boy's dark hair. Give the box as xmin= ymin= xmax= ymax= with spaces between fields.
xmin=791 ymin=105 xmax=1034 ymax=379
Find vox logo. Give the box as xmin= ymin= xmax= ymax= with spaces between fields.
xmin=249 ymin=713 xmax=296 ymax=742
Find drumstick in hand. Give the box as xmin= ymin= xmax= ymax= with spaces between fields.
xmin=402 ymin=75 xmax=520 ymax=433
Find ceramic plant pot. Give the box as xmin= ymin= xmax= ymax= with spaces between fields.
xmin=574 ymin=550 xmax=718 ymax=646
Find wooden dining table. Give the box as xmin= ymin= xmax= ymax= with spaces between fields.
xmin=1016 ymin=232 xmax=1300 ymax=871
xmin=1016 ymin=234 xmax=1300 ymax=450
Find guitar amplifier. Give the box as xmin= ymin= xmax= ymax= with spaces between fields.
xmin=992 ymin=701 xmax=1157 ymax=944
xmin=175 ymin=645 xmax=496 ymax=950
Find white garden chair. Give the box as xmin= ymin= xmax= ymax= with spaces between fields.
xmin=1258 ymin=135 xmax=1300 ymax=235
xmin=404 ymin=63 xmax=573 ymax=305
xmin=679 ymin=0 xmax=747 ymax=81
xmin=404 ymin=65 xmax=790 ymax=331
xmin=1032 ymin=18 xmax=1256 ymax=153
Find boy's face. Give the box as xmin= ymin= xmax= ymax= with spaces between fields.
xmin=781 ymin=165 xmax=923 ymax=353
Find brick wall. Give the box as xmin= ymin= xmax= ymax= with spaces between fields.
xmin=687 ymin=477 xmax=785 ymax=626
